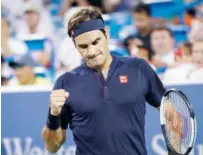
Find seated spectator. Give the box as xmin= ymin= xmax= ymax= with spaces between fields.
xmin=56 ymin=7 xmax=82 ymax=78
xmin=189 ymin=39 xmax=203 ymax=82
xmin=8 ymin=55 xmax=51 ymax=86
xmin=1 ymin=17 xmax=28 ymax=58
xmin=163 ymin=39 xmax=203 ymax=83
xmin=176 ymin=42 xmax=193 ymax=63
xmin=133 ymin=3 xmax=153 ymax=51
xmin=1 ymin=55 xmax=9 ymax=86
xmin=56 ymin=36 xmax=82 ymax=78
xmin=188 ymin=4 xmax=203 ymax=42
xmin=136 ymin=45 xmax=155 ymax=70
xmin=123 ymin=36 xmax=155 ymax=69
xmin=60 ymin=0 xmax=103 ymax=16
xmin=16 ymin=1 xmax=55 ymax=40
xmin=16 ymin=1 xmax=55 ymax=70
xmin=123 ymin=35 xmax=142 ymax=57
xmin=184 ymin=8 xmax=196 ymax=27
xmin=150 ymin=27 xmax=177 ymax=68
xmin=1 ymin=76 xmax=9 ymax=86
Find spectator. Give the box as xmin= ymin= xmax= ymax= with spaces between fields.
xmin=1 ymin=0 xmax=45 ymax=18
xmin=1 ymin=17 xmax=28 ymax=58
xmin=16 ymin=1 xmax=55 ymax=69
xmin=102 ymin=0 xmax=130 ymax=13
xmin=56 ymin=36 xmax=82 ymax=78
xmin=188 ymin=4 xmax=203 ymax=42
xmin=1 ymin=76 xmax=9 ymax=86
xmin=8 ymin=55 xmax=51 ymax=86
xmin=57 ymin=6 xmax=82 ymax=78
xmin=189 ymin=39 xmax=203 ymax=82
xmin=60 ymin=0 xmax=103 ymax=16
xmin=150 ymin=27 xmax=176 ymax=68
xmin=176 ymin=42 xmax=193 ymax=63
xmin=1 ymin=56 xmax=9 ymax=86
xmin=123 ymin=36 xmax=155 ymax=69
xmin=163 ymin=40 xmax=203 ymax=83
xmin=133 ymin=3 xmax=153 ymax=51
xmin=136 ymin=45 xmax=155 ymax=70
xmin=184 ymin=8 xmax=196 ymax=27
xmin=123 ymin=35 xmax=140 ymax=57
xmin=16 ymin=1 xmax=55 ymax=40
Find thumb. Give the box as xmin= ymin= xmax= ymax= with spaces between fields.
xmin=65 ymin=92 xmax=69 ymax=98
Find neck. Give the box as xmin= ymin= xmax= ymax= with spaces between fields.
xmin=100 ymin=54 xmax=113 ymax=72
xmin=140 ymin=26 xmax=152 ymax=36
xmin=29 ymin=26 xmax=37 ymax=34
xmin=25 ymin=75 xmax=35 ymax=85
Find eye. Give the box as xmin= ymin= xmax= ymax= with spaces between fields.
xmin=92 ymin=39 xmax=100 ymax=45
xmin=79 ymin=45 xmax=88 ymax=49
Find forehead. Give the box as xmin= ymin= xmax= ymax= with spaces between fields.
xmin=152 ymin=30 xmax=171 ymax=37
xmin=74 ymin=30 xmax=104 ymax=45
xmin=193 ymin=42 xmax=203 ymax=49
xmin=134 ymin=12 xmax=149 ymax=19
xmin=24 ymin=11 xmax=38 ymax=15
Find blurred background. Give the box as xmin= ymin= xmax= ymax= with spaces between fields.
xmin=1 ymin=0 xmax=203 ymax=86
xmin=1 ymin=0 xmax=203 ymax=155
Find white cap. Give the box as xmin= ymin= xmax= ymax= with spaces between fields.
xmin=23 ymin=1 xmax=41 ymax=13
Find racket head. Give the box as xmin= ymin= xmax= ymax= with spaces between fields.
xmin=160 ymin=89 xmax=197 ymax=155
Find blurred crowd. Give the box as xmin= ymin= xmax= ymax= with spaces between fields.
xmin=1 ymin=0 xmax=203 ymax=86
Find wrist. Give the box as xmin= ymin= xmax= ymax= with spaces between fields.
xmin=50 ymin=108 xmax=61 ymax=116
xmin=46 ymin=111 xmax=61 ymax=130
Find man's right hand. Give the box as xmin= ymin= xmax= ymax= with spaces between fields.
xmin=50 ymin=89 xmax=69 ymax=116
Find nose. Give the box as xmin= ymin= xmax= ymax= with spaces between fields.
xmin=87 ymin=45 xmax=95 ymax=57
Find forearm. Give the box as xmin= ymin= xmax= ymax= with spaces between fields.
xmin=2 ymin=44 xmax=13 ymax=57
xmin=42 ymin=126 xmax=66 ymax=153
xmin=38 ymin=52 xmax=51 ymax=67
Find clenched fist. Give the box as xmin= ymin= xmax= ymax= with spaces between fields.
xmin=50 ymin=89 xmax=69 ymax=116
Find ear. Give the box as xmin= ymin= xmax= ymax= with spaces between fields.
xmin=104 ymin=27 xmax=110 ymax=39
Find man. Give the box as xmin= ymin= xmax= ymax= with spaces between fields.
xmin=56 ymin=7 xmax=83 ymax=79
xmin=8 ymin=55 xmax=51 ymax=86
xmin=150 ymin=27 xmax=177 ymax=68
xmin=42 ymin=7 xmax=166 ymax=155
xmin=1 ymin=55 xmax=9 ymax=86
xmin=163 ymin=39 xmax=203 ymax=83
xmin=136 ymin=45 xmax=155 ymax=70
xmin=16 ymin=1 xmax=54 ymax=69
xmin=1 ymin=17 xmax=28 ymax=58
xmin=189 ymin=39 xmax=203 ymax=81
xmin=133 ymin=3 xmax=153 ymax=51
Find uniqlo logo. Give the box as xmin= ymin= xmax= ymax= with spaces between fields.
xmin=119 ymin=75 xmax=128 ymax=83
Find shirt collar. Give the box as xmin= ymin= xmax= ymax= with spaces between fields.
xmin=81 ymin=55 xmax=122 ymax=75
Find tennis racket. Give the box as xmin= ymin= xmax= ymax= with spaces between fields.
xmin=160 ymin=89 xmax=196 ymax=155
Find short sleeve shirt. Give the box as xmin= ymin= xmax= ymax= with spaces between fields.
xmin=52 ymin=56 xmax=165 ymax=155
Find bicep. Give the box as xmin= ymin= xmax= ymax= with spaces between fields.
xmin=142 ymin=60 xmax=166 ymax=107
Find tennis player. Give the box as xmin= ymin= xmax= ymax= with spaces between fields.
xmin=42 ymin=7 xmax=175 ymax=155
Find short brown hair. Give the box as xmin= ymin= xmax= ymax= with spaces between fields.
xmin=67 ymin=7 xmax=104 ymax=37
xmin=151 ymin=26 xmax=174 ymax=38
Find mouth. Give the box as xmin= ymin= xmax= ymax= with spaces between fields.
xmin=88 ymin=53 xmax=101 ymax=61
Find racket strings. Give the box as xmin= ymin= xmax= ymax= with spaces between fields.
xmin=165 ymin=92 xmax=192 ymax=154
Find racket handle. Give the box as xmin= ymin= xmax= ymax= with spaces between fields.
xmin=167 ymin=148 xmax=177 ymax=155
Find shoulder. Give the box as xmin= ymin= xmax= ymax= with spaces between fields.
xmin=117 ymin=56 xmax=149 ymax=69
xmin=8 ymin=38 xmax=28 ymax=54
xmin=117 ymin=56 xmax=155 ymax=79
xmin=56 ymin=64 xmax=85 ymax=81
xmin=53 ymin=64 xmax=85 ymax=89
xmin=35 ymin=77 xmax=51 ymax=85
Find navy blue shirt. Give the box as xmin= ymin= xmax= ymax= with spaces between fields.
xmin=53 ymin=56 xmax=165 ymax=155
